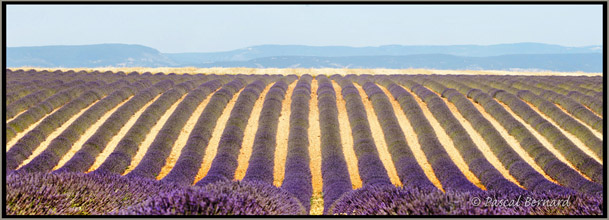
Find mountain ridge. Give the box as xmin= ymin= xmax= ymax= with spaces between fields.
xmin=6 ymin=43 xmax=603 ymax=72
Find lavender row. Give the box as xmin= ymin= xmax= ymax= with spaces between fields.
xmin=126 ymin=79 xmax=225 ymax=179
xmin=546 ymin=77 xmax=602 ymax=98
xmin=55 ymin=80 xmax=175 ymax=173
xmin=195 ymin=79 xmax=274 ymax=186
xmin=6 ymin=80 xmax=99 ymax=138
xmin=329 ymin=184 xmax=603 ymax=215
xmin=280 ymin=75 xmax=314 ymax=213
xmin=6 ymin=79 xmax=85 ymax=121
xmin=161 ymin=78 xmax=247 ymax=185
xmin=18 ymin=80 xmax=153 ymax=173
xmin=464 ymin=79 xmax=603 ymax=184
xmin=354 ymin=77 xmax=438 ymax=192
xmin=523 ymin=79 xmax=602 ymax=116
xmin=451 ymin=78 xmax=602 ymax=193
xmin=481 ymin=78 xmax=602 ymax=159
xmin=6 ymin=80 xmax=113 ymax=171
xmin=407 ymin=77 xmax=518 ymax=191
xmin=6 ymin=80 xmax=64 ymax=106
xmin=117 ymin=180 xmax=306 ymax=215
xmin=6 ymin=171 xmax=182 ymax=215
xmin=331 ymin=75 xmax=393 ymax=187
xmin=315 ymin=75 xmax=353 ymax=214
xmin=428 ymin=78 xmax=568 ymax=193
xmin=387 ymin=77 xmax=480 ymax=192
xmin=242 ymin=76 xmax=298 ymax=184
xmin=93 ymin=80 xmax=200 ymax=175
xmin=415 ymin=77 xmax=541 ymax=192
xmin=508 ymin=78 xmax=602 ymax=133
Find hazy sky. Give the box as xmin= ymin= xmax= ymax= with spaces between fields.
xmin=6 ymin=4 xmax=603 ymax=53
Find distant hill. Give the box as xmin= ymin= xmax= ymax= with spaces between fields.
xmin=7 ymin=44 xmax=177 ymax=68
xmin=6 ymin=43 xmax=603 ymax=72
xmin=194 ymin=53 xmax=602 ymax=72
xmin=165 ymin=43 xmax=602 ymax=64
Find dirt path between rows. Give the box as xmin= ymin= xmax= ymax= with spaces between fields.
xmin=308 ymin=78 xmax=324 ymax=215
xmin=332 ymin=80 xmax=363 ymax=189
xmin=273 ymin=81 xmax=298 ymax=187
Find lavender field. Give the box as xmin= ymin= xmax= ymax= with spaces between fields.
xmin=4 ymin=68 xmax=604 ymax=216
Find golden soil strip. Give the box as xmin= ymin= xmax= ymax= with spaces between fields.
xmin=584 ymin=104 xmax=603 ymax=119
xmin=379 ymin=85 xmax=444 ymax=192
xmin=123 ymin=94 xmax=187 ymax=175
xmin=18 ymin=100 xmax=99 ymax=169
xmin=7 ymin=107 xmax=62 ymax=151
xmin=308 ymin=79 xmax=324 ymax=215
xmin=408 ymin=87 xmax=486 ymax=190
xmin=442 ymin=97 xmax=524 ymax=189
xmin=310 ymin=192 xmax=324 ymax=216
xmin=53 ymin=97 xmax=133 ymax=170
xmin=555 ymin=103 xmax=603 ymax=140
xmin=273 ymin=81 xmax=297 ymax=187
xmin=520 ymin=99 xmax=602 ymax=164
xmin=495 ymin=100 xmax=593 ymax=181
xmin=156 ymin=90 xmax=217 ymax=180
xmin=332 ymin=80 xmax=363 ymax=189
xmin=6 ymin=110 xmax=27 ymax=123
xmin=87 ymin=94 xmax=161 ymax=172
xmin=353 ymin=84 xmax=402 ymax=186
xmin=234 ymin=83 xmax=274 ymax=181
xmin=193 ymin=87 xmax=245 ymax=184
xmin=471 ymin=100 xmax=559 ymax=184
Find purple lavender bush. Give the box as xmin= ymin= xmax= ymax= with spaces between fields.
xmin=329 ymin=184 xmax=603 ymax=215
xmin=6 ymin=171 xmax=181 ymax=215
xmin=315 ymin=75 xmax=353 ymax=214
xmin=281 ymin=75 xmax=314 ymax=212
xmin=116 ymin=180 xmax=306 ymax=215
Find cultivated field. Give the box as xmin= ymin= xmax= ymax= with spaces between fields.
xmin=4 ymin=68 xmax=604 ymax=215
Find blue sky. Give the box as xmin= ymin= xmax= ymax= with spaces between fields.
xmin=6 ymin=4 xmax=603 ymax=53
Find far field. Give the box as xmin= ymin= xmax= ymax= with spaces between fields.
xmin=5 ymin=68 xmax=604 ymax=215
